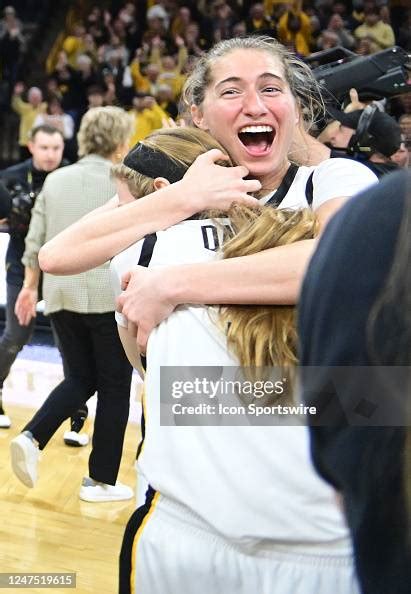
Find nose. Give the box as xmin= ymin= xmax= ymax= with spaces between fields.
xmin=241 ymin=89 xmax=268 ymax=118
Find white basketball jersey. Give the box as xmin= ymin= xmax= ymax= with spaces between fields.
xmin=109 ymin=160 xmax=377 ymax=551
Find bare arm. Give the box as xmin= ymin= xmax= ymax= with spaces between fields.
xmin=117 ymin=325 xmax=144 ymax=377
xmin=118 ymin=197 xmax=347 ymax=352
xmin=39 ymin=150 xmax=261 ymax=275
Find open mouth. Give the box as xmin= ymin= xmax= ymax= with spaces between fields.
xmin=238 ymin=125 xmax=275 ymax=156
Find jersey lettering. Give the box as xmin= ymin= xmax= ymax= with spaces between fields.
xmin=201 ymin=223 xmax=232 ymax=252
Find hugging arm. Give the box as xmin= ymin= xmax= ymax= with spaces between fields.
xmin=39 ymin=150 xmax=261 ymax=275
xmin=118 ymin=195 xmax=348 ymax=352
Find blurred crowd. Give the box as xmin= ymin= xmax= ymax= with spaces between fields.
xmin=0 ymin=0 xmax=410 ymax=164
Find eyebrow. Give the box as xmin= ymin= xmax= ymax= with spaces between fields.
xmin=215 ymin=73 xmax=284 ymax=89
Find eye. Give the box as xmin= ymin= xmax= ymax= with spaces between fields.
xmin=262 ymin=86 xmax=281 ymax=94
xmin=220 ymin=88 xmax=240 ymax=96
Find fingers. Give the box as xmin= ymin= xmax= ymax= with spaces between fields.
xmin=197 ymin=149 xmax=230 ymax=165
xmin=243 ymin=178 xmax=262 ymax=194
xmin=233 ymin=193 xmax=260 ymax=208
xmin=127 ymin=320 xmax=138 ymax=337
xmin=349 ymin=88 xmax=359 ymax=104
xmin=121 ymin=270 xmax=131 ymax=291
xmin=136 ymin=326 xmax=148 ymax=355
xmin=15 ymin=304 xmax=34 ymax=326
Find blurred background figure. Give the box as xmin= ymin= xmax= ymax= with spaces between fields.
xmin=11 ymin=83 xmax=47 ymax=161
xmin=0 ymin=125 xmax=65 ymax=429
xmin=10 ymin=107 xmax=134 ymax=503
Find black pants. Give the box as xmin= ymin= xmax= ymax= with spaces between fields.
xmin=24 ymin=310 xmax=133 ymax=485
xmin=0 ymin=282 xmax=35 ymax=391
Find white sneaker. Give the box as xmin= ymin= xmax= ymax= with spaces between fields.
xmin=0 ymin=413 xmax=11 ymax=428
xmin=79 ymin=477 xmax=134 ymax=502
xmin=10 ymin=432 xmax=40 ymax=488
xmin=63 ymin=430 xmax=89 ymax=447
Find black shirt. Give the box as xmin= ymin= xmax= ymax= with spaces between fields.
xmin=329 ymin=148 xmax=400 ymax=179
xmin=298 ymin=170 xmax=411 ymax=594
xmin=0 ymin=159 xmax=67 ymax=286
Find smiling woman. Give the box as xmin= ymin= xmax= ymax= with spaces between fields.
xmin=186 ymin=37 xmax=322 ymax=190
xmin=39 ymin=36 xmax=380 ymax=594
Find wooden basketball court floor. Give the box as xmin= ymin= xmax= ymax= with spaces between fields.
xmin=0 ymin=341 xmax=142 ymax=594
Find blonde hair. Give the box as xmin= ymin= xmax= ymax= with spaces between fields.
xmin=77 ymin=106 xmax=132 ymax=158
xmin=219 ymin=207 xmax=318 ymax=372
xmin=110 ymin=163 xmax=142 ymax=197
xmin=120 ymin=127 xmax=318 ymax=404
xmin=113 ymin=126 xmax=232 ymax=198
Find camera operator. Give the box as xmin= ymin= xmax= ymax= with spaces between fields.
xmin=0 ymin=125 xmax=65 ymax=429
xmin=325 ymin=105 xmax=402 ymax=178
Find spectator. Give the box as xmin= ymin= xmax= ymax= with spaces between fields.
xmin=277 ymin=0 xmax=312 ymax=57
xmin=183 ymin=22 xmax=207 ymax=57
xmin=33 ymin=94 xmax=74 ymax=141
xmin=11 ymin=83 xmax=47 ymax=161
xmin=86 ymin=85 xmax=105 ymax=108
xmin=143 ymin=8 xmax=169 ymax=44
xmin=34 ymin=95 xmax=76 ymax=162
xmin=211 ymin=0 xmax=237 ymax=42
xmin=155 ymin=83 xmax=178 ymax=119
xmin=51 ymin=51 xmax=82 ymax=121
xmin=150 ymin=36 xmax=188 ymax=100
xmin=244 ymin=2 xmax=274 ymax=34
xmin=354 ymin=36 xmax=374 ymax=55
xmin=0 ymin=6 xmax=22 ymax=38
xmin=324 ymin=13 xmax=355 ymax=48
xmin=129 ymin=92 xmax=168 ymax=145
xmin=171 ymin=5 xmax=194 ymax=38
xmin=61 ymin=22 xmax=87 ymax=68
xmin=0 ymin=5 xmax=25 ymax=91
xmin=354 ymin=6 xmax=395 ymax=53
xmin=316 ymin=29 xmax=340 ymax=50
xmin=346 ymin=0 xmax=366 ymax=31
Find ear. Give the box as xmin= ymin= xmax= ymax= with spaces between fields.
xmin=153 ymin=177 xmax=170 ymax=190
xmin=27 ymin=141 xmax=35 ymax=156
xmin=191 ymin=105 xmax=208 ymax=131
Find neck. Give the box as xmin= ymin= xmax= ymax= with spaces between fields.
xmin=257 ymin=160 xmax=292 ymax=196
xmin=108 ymin=151 xmax=123 ymax=164
xmin=31 ymin=160 xmax=43 ymax=172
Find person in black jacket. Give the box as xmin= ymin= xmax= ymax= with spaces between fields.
xmin=0 ymin=179 xmax=11 ymax=220
xmin=0 ymin=125 xmax=87 ymax=442
xmin=299 ymin=169 xmax=411 ymax=594
xmin=325 ymin=106 xmax=402 ymax=179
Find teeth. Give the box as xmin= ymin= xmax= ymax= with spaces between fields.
xmin=239 ymin=125 xmax=273 ymax=133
